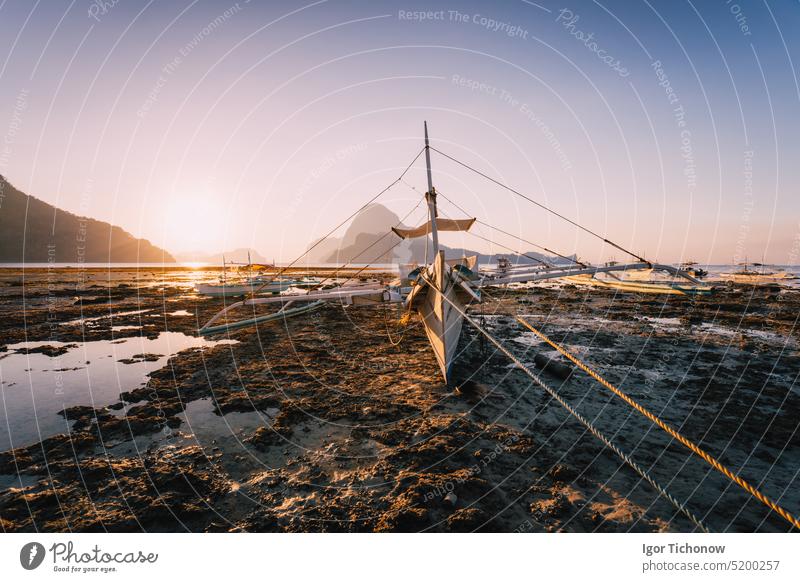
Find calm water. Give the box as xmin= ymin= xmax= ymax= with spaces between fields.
xmin=0 ymin=333 xmax=235 ymax=451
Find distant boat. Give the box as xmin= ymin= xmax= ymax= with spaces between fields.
xmin=720 ymin=262 xmax=798 ymax=286
xmin=194 ymin=253 xmax=316 ymax=297
xmin=496 ymin=256 xmax=512 ymax=273
xmin=678 ymin=261 xmax=708 ymax=279
xmin=557 ymin=261 xmax=714 ymax=295
xmin=564 ymin=271 xmax=715 ymax=295
xmin=195 ymin=276 xmax=314 ymax=297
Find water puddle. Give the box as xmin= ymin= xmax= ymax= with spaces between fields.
xmin=178 ymin=398 xmax=277 ymax=448
xmin=0 ymin=332 xmax=236 ymax=451
xmin=61 ymin=308 xmax=152 ymax=326
xmin=511 ymin=333 xmax=546 ymax=348
xmin=104 ymin=398 xmax=279 ymax=467
xmin=643 ymin=316 xmax=681 ymax=326
xmin=697 ymin=322 xmax=795 ymax=347
xmin=0 ymin=473 xmax=39 ymax=490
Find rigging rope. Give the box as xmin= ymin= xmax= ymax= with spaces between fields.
xmin=397 ymin=179 xmax=433 ymax=265
xmin=515 ymin=317 xmax=800 ymax=531
xmin=417 ymin=273 xmax=709 ymax=531
xmin=470 ymin=230 xmax=553 ymax=268
xmin=435 ymin=203 xmax=553 ymax=268
xmin=400 ymin=179 xmax=553 ymax=271
xmin=434 ymin=188 xmax=587 ymax=268
xmin=433 ymin=203 xmax=553 ymax=268
xmin=249 ymin=146 xmax=426 ymax=296
xmin=429 ymin=146 xmax=651 ymax=265
xmin=382 ymin=299 xmax=414 ymax=346
xmin=331 ymin=237 xmax=405 ymax=290
xmin=307 ymin=194 xmax=426 ymax=290
xmin=229 ymin=185 xmax=425 ymax=334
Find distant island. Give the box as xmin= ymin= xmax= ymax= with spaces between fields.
xmin=0 ymin=176 xmax=174 ymax=263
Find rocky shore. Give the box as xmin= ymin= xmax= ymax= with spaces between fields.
xmin=0 ymin=268 xmax=797 ymax=532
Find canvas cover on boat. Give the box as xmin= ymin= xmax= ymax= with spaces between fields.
xmin=392 ymin=218 xmax=475 ymax=239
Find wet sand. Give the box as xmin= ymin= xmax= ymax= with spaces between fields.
xmin=0 ymin=268 xmax=798 ymax=532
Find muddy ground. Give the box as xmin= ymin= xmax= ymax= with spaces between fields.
xmin=0 ymin=268 xmax=798 ymax=532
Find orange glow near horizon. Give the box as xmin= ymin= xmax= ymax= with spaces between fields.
xmin=160 ymin=193 xmax=229 ymax=255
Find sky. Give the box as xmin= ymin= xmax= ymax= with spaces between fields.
xmin=1 ymin=0 xmax=798 ymax=264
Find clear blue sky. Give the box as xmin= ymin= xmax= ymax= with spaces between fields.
xmin=1 ymin=0 xmax=798 ymax=264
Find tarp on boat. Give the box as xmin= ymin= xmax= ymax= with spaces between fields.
xmin=392 ymin=218 xmax=475 ymax=239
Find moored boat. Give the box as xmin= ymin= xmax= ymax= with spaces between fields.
xmin=564 ymin=273 xmax=715 ymax=295
xmin=194 ymin=277 xmax=314 ymax=297
xmin=678 ymin=261 xmax=708 ymax=279
xmin=719 ymin=262 xmax=798 ymax=286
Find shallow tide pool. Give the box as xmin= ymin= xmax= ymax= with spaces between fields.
xmin=0 ymin=332 xmax=236 ymax=451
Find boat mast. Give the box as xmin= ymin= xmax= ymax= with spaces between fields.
xmin=424 ymin=121 xmax=440 ymax=256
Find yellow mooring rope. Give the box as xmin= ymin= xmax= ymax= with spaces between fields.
xmin=422 ymin=275 xmax=708 ymax=530
xmin=515 ymin=316 xmax=800 ymax=531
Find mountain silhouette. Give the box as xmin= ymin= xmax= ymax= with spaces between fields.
xmin=0 ymin=175 xmax=175 ymax=263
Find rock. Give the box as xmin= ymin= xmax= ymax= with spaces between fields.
xmin=446 ymin=508 xmax=487 ymax=532
xmin=245 ymin=426 xmax=283 ymax=450
xmin=443 ymin=491 xmax=458 ymax=507
xmin=533 ymin=353 xmax=573 ymax=379
xmin=549 ymin=463 xmax=579 ymax=483
xmin=375 ymin=507 xmax=429 ymax=532
xmin=117 ymin=353 xmax=162 ymax=365
xmin=16 ymin=344 xmax=77 ymax=357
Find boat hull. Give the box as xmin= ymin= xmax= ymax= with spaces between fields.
xmin=722 ymin=274 xmax=796 ymax=286
xmin=195 ymin=280 xmax=298 ymax=297
xmin=407 ymin=251 xmax=475 ymax=384
xmin=564 ymin=275 xmax=714 ymax=295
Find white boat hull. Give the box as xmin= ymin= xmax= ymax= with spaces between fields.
xmin=195 ymin=280 xmax=296 ymax=297
xmin=407 ymin=251 xmax=476 ymax=384
xmin=722 ymin=273 xmax=797 ymax=286
xmin=564 ymin=274 xmax=714 ymax=295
